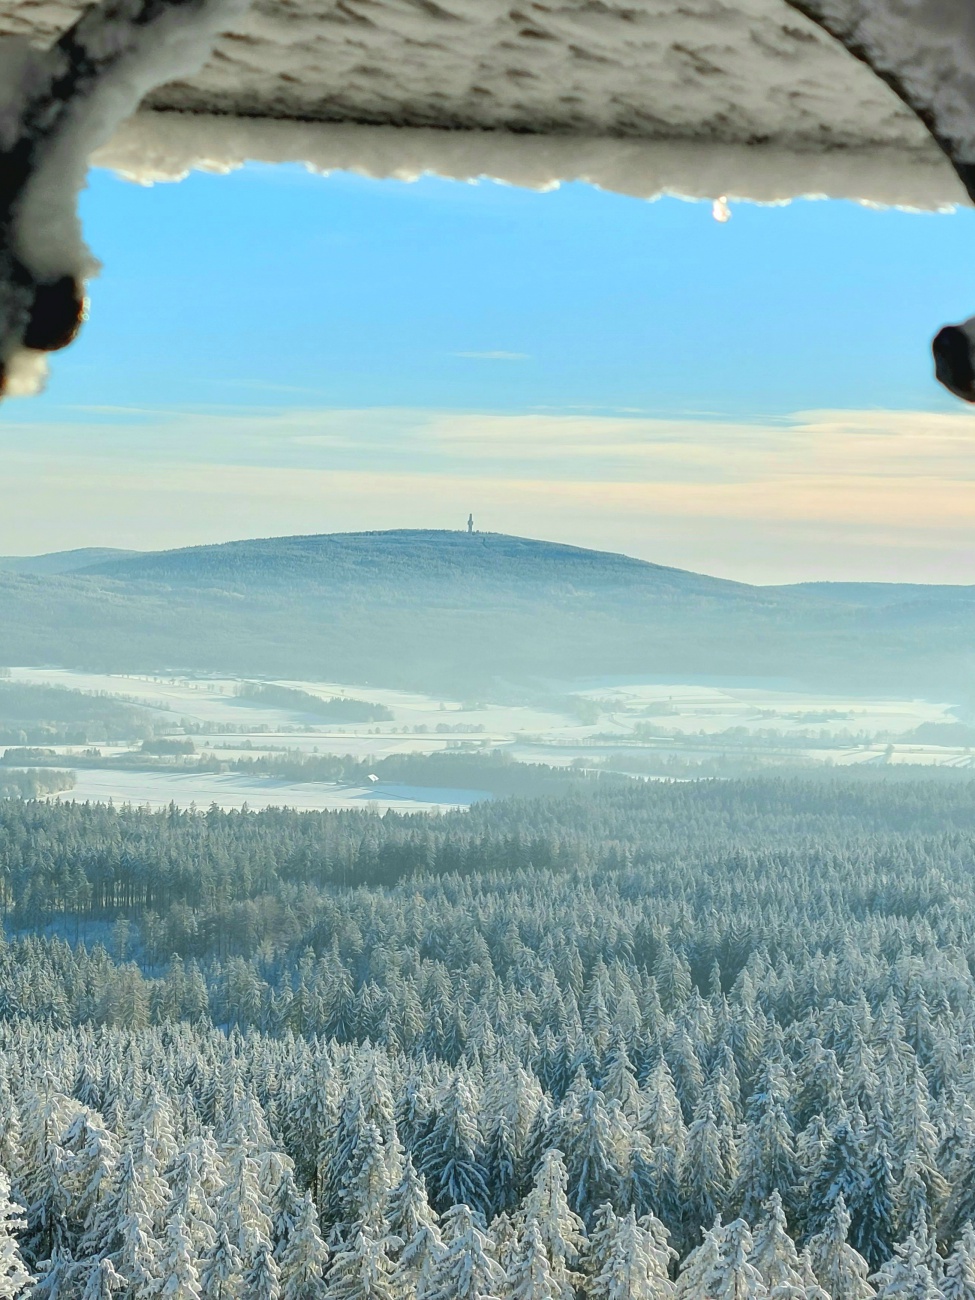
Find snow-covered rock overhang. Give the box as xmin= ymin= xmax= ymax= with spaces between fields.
xmin=1 ymin=0 xmax=969 ymax=209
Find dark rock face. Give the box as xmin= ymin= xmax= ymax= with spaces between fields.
xmin=22 ymin=276 xmax=85 ymax=352
xmin=933 ymin=323 xmax=975 ymax=403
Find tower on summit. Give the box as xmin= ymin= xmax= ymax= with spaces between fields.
xmin=467 ymin=513 xmax=474 ymax=535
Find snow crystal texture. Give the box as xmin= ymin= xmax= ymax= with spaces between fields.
xmin=0 ymin=0 xmax=948 ymax=151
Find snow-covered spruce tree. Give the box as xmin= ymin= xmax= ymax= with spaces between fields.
xmin=516 ymin=1150 xmax=585 ymax=1296
xmin=200 ymin=1221 xmax=242 ymax=1300
xmin=155 ymin=1206 xmax=203 ymax=1300
xmin=749 ymin=1193 xmax=804 ymax=1296
xmin=245 ymin=1244 xmax=282 ymax=1300
xmin=386 ymin=1158 xmax=441 ymax=1298
xmin=61 ymin=1108 xmax=119 ymax=1250
xmin=582 ymin=1203 xmax=622 ymax=1295
xmin=16 ymin=1086 xmax=72 ymax=1267
xmin=504 ymin=1219 xmax=564 ymax=1300
xmin=0 ymin=1166 xmax=32 ymax=1298
xmin=80 ymin=1257 xmax=125 ymax=1300
xmin=704 ymin=1218 xmax=768 ymax=1300
xmin=481 ymin=1113 xmax=518 ymax=1221
xmin=870 ymin=1236 xmax=945 ymax=1300
xmin=601 ymin=1041 xmax=641 ymax=1122
xmin=561 ymin=1088 xmax=628 ymax=1227
xmin=419 ymin=1072 xmax=490 ymax=1220
xmin=734 ymin=1081 xmax=798 ymax=1227
xmin=423 ymin=1204 xmax=504 ymax=1300
xmin=637 ymin=1060 xmax=685 ymax=1241
xmin=277 ymin=1191 xmax=328 ymax=1300
xmin=857 ymin=1139 xmax=896 ymax=1271
xmin=271 ymin=1167 xmax=305 ymax=1263
xmin=216 ymin=1132 xmax=273 ymax=1264
xmin=807 ymin=1197 xmax=876 ymax=1300
xmin=806 ymin=1117 xmax=870 ymax=1244
xmin=325 ymin=1229 xmax=397 ymax=1300
xmin=163 ymin=1143 xmax=217 ymax=1261
xmin=680 ymin=1101 xmax=729 ymax=1247
xmin=28 ymin=1244 xmax=78 ymax=1300
xmin=347 ymin=1122 xmax=392 ymax=1239
xmin=673 ymin=1219 xmax=722 ymax=1300
xmin=81 ymin=1147 xmax=161 ymax=1299
xmin=939 ymin=1139 xmax=975 ymax=1246
xmin=942 ymin=1225 xmax=975 ymax=1300
xmin=588 ymin=1209 xmax=676 ymax=1300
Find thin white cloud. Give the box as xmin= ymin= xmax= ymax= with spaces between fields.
xmin=453 ymin=351 xmax=530 ymax=361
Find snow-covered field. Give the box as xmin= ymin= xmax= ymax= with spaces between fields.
xmin=570 ymin=679 xmax=952 ymax=739
xmin=4 ymin=666 xmax=971 ymax=809
xmin=42 ymin=768 xmax=489 ymax=813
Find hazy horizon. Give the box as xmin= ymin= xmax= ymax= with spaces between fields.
xmin=2 ymin=519 xmax=975 ymax=590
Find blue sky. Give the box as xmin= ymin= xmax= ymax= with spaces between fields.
xmin=4 ymin=162 xmax=975 ymax=582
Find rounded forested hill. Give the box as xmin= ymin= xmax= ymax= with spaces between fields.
xmin=0 ymin=529 xmax=973 ymax=697
xmin=76 ymin=530 xmax=759 ymax=602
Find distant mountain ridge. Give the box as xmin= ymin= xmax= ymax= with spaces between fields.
xmin=0 ymin=530 xmax=972 ymax=697
xmin=0 ymin=547 xmax=141 ymax=575
xmin=66 ymin=530 xmax=748 ymax=591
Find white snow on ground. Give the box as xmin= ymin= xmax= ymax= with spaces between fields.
xmin=6 ymin=666 xmax=971 ymax=811
xmin=34 ymin=768 xmax=491 ymax=813
xmin=2 ymin=0 xmax=969 ymax=207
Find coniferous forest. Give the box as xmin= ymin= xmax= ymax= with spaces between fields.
xmin=0 ymin=776 xmax=972 ymax=1297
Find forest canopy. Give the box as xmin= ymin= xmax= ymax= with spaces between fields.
xmin=0 ymin=774 xmax=973 ymax=1296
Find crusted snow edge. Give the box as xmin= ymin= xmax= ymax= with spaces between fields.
xmin=92 ymin=111 xmax=970 ymax=210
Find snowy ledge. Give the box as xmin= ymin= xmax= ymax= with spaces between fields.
xmin=94 ymin=110 xmax=969 ymax=211
xmin=4 ymin=0 xmax=970 ymax=210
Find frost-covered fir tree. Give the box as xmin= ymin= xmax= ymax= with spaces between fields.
xmin=504 ymin=1219 xmax=563 ymax=1300
xmin=517 ymin=1150 xmax=585 ymax=1297
xmin=0 ymin=1168 xmax=31 ymax=1298
xmin=588 ymin=1209 xmax=676 ymax=1300
xmin=423 ymin=1204 xmax=504 ymax=1300
xmin=749 ymin=1193 xmax=804 ymax=1296
xmin=245 ymin=1244 xmax=282 ymax=1300
xmin=704 ymin=1219 xmax=768 ymax=1300
xmin=807 ymin=1198 xmax=876 ymax=1300
xmin=325 ymin=1229 xmax=397 ymax=1300
xmin=870 ymin=1236 xmax=945 ymax=1300
xmin=943 ymin=1226 xmax=975 ymax=1300
xmin=278 ymin=1191 xmax=328 ymax=1300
